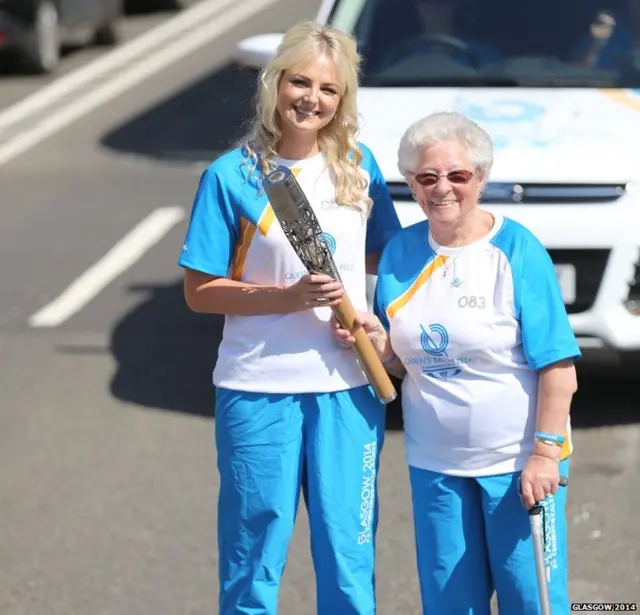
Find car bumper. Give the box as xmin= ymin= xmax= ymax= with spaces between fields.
xmin=567 ymin=243 xmax=640 ymax=350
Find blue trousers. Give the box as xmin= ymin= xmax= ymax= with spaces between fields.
xmin=409 ymin=458 xmax=571 ymax=615
xmin=214 ymin=385 xmax=387 ymax=615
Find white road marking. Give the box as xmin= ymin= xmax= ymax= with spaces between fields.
xmin=0 ymin=0 xmax=281 ymax=169
xmin=0 ymin=0 xmax=238 ymax=133
xmin=29 ymin=207 xmax=185 ymax=327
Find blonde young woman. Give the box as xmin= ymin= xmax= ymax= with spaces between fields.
xmin=178 ymin=21 xmax=401 ymax=615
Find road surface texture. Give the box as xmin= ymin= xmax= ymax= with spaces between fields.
xmin=0 ymin=1 xmax=638 ymax=613
xmin=0 ymin=1 xmax=205 ymax=110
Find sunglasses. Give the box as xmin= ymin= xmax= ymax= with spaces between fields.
xmin=414 ymin=170 xmax=474 ymax=186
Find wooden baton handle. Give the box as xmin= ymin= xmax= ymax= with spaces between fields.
xmin=331 ymin=293 xmax=397 ymax=404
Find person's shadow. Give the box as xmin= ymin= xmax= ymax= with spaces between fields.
xmin=108 ymin=280 xmax=223 ymax=418
xmin=101 ymin=61 xmax=257 ymax=164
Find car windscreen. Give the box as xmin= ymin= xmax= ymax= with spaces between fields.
xmin=328 ymin=0 xmax=640 ymax=87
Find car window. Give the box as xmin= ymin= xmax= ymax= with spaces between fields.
xmin=328 ymin=0 xmax=640 ymax=87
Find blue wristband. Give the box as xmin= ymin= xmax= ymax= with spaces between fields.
xmin=534 ymin=431 xmax=566 ymax=444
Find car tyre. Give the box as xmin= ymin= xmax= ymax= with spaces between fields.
xmin=22 ymin=0 xmax=61 ymax=74
xmin=125 ymin=0 xmax=185 ymax=11
xmin=93 ymin=21 xmax=120 ymax=47
xmin=156 ymin=0 xmax=187 ymax=10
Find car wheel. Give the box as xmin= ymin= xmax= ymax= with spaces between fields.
xmin=94 ymin=21 xmax=119 ymax=47
xmin=125 ymin=0 xmax=185 ymax=12
xmin=23 ymin=0 xmax=61 ymax=74
xmin=156 ymin=0 xmax=187 ymax=10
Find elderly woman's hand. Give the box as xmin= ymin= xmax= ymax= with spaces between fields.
xmin=519 ymin=453 xmax=561 ymax=509
xmin=330 ymin=311 xmax=388 ymax=356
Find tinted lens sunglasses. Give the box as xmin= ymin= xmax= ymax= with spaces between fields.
xmin=414 ymin=170 xmax=474 ymax=186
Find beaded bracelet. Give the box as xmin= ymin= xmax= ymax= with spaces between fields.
xmin=534 ymin=431 xmax=565 ymax=443
xmin=534 ymin=431 xmax=565 ymax=448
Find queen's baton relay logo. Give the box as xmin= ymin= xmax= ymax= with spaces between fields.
xmin=403 ymin=323 xmax=474 ymax=380
xmin=319 ymin=232 xmax=336 ymax=255
xmin=420 ymin=324 xmax=448 ymax=357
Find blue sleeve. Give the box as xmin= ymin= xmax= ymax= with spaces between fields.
xmin=516 ymin=235 xmax=581 ymax=371
xmin=372 ymin=239 xmax=395 ymax=332
xmin=373 ymin=275 xmax=390 ymax=332
xmin=361 ymin=145 xmax=402 ymax=256
xmin=177 ymin=166 xmax=239 ymax=277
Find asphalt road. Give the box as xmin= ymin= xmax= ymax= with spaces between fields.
xmin=0 ymin=1 xmax=639 ymax=613
xmin=0 ymin=2 xmax=207 ymax=110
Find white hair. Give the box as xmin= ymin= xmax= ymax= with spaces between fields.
xmin=397 ymin=111 xmax=494 ymax=180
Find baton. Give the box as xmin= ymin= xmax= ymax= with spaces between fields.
xmin=528 ymin=475 xmax=568 ymax=615
xmin=262 ymin=166 xmax=398 ymax=404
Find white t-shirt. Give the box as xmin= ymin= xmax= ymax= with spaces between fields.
xmin=178 ymin=145 xmax=401 ymax=393
xmin=374 ymin=213 xmax=581 ymax=476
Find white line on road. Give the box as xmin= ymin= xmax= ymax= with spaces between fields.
xmin=0 ymin=0 xmax=281 ymax=169
xmin=0 ymin=0 xmax=238 ymax=133
xmin=29 ymin=207 xmax=185 ymax=328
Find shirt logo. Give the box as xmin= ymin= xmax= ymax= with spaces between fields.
xmin=404 ymin=324 xmax=474 ymax=379
xmin=319 ymin=232 xmax=336 ymax=255
xmin=420 ymin=323 xmax=461 ymax=379
xmin=420 ymin=324 xmax=449 ymax=357
xmin=415 ymin=323 xmax=465 ymax=381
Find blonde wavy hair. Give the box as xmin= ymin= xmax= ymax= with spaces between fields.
xmin=241 ymin=21 xmax=371 ymax=214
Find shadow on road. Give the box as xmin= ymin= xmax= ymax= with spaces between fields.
xmin=109 ymin=280 xmax=222 ymax=419
xmin=108 ymin=280 xmax=638 ymax=431
xmin=101 ymin=61 xmax=257 ymax=164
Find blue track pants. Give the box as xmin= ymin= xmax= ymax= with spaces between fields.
xmin=214 ymin=385 xmax=386 ymax=615
xmin=409 ymin=458 xmax=571 ymax=615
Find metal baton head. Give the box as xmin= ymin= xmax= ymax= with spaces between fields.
xmin=266 ymin=169 xmax=287 ymax=184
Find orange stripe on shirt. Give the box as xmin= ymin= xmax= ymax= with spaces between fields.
xmin=258 ymin=204 xmax=275 ymax=236
xmin=231 ymin=169 xmax=299 ymax=280
xmin=386 ymin=255 xmax=448 ymax=320
xmin=231 ymin=217 xmax=256 ymax=281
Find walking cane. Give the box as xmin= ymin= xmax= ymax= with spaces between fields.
xmin=528 ymin=476 xmax=568 ymax=615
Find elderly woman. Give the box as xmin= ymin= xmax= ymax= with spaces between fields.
xmin=332 ymin=111 xmax=580 ymax=614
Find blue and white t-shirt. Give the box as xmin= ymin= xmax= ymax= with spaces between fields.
xmin=374 ymin=213 xmax=581 ymax=476
xmin=178 ymin=144 xmax=401 ymax=394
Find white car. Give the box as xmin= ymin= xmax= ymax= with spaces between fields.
xmin=234 ymin=0 xmax=640 ymax=364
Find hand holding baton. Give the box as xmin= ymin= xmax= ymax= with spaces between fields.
xmin=262 ymin=166 xmax=397 ymax=404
